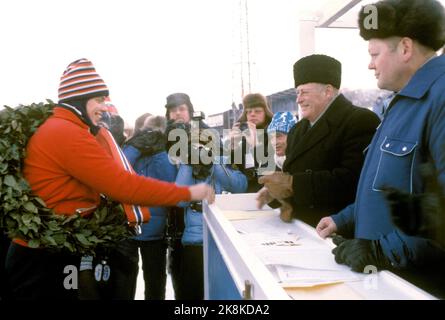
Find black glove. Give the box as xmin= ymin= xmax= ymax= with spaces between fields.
xmin=126 ymin=130 xmax=166 ymax=156
xmin=191 ymin=163 xmax=212 ymax=180
xmin=332 ymin=237 xmax=391 ymax=272
xmin=98 ymin=111 xmax=112 ymax=129
xmin=384 ymin=187 xmax=423 ymax=236
xmin=109 ymin=115 xmax=126 ymax=146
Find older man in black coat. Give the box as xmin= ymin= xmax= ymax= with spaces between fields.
xmin=258 ymin=54 xmax=380 ymax=227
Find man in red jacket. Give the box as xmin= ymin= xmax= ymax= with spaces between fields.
xmin=5 ymin=58 xmax=214 ymax=300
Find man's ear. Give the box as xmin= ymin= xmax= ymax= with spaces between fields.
xmin=325 ymin=84 xmax=336 ymax=99
xmin=398 ymin=37 xmax=414 ymax=62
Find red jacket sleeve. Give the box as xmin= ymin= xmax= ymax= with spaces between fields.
xmin=56 ymin=125 xmax=191 ymax=206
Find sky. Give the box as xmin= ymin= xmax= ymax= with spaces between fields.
xmin=0 ymin=0 xmax=378 ymax=126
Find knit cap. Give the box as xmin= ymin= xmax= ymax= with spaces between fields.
xmin=267 ymin=112 xmax=297 ymax=134
xmin=58 ymin=58 xmax=109 ymax=103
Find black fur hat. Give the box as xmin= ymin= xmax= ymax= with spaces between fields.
xmin=358 ymin=0 xmax=445 ymax=51
xmin=293 ymin=54 xmax=342 ymax=89
xmin=164 ymin=92 xmax=194 ymax=120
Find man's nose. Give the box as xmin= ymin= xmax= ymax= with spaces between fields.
xmin=297 ymin=95 xmax=303 ymax=104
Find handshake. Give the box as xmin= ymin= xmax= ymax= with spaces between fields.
xmin=256 ymin=172 xmax=294 ymax=223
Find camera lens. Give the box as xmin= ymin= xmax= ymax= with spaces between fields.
xmin=240 ymin=122 xmax=248 ymax=131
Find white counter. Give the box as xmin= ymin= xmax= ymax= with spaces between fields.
xmin=203 ymin=193 xmax=437 ymax=300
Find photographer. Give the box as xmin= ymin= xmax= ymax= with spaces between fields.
xmin=227 ymin=93 xmax=274 ymax=192
xmin=166 ymin=93 xmax=248 ymax=299
xmin=163 ymin=93 xmax=196 ymax=299
xmin=122 ymin=115 xmax=173 ymax=300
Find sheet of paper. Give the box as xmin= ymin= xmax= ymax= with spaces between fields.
xmin=273 ymin=264 xmax=363 ymax=287
xmin=223 ymin=209 xmax=278 ymax=221
xmin=232 ymin=215 xmax=300 ymax=236
xmin=286 ymin=282 xmax=363 ymax=300
xmin=242 ymin=232 xmax=301 ymax=248
xmin=254 ymin=246 xmax=347 ymax=271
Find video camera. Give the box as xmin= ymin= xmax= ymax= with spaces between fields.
xmin=239 ymin=121 xmax=248 ymax=131
xmin=192 ymin=111 xmax=205 ymax=121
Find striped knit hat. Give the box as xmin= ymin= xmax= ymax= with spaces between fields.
xmin=58 ymin=58 xmax=109 ymax=103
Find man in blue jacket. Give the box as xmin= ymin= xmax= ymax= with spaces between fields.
xmin=316 ymin=0 xmax=445 ymax=296
xmin=123 ymin=115 xmax=174 ymax=300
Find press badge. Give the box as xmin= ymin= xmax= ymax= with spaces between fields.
xmin=94 ymin=263 xmax=103 ymax=282
xmin=102 ymin=264 xmax=111 ymax=282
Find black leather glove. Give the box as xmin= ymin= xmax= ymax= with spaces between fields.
xmin=109 ymin=115 xmax=126 ymax=146
xmin=126 ymin=130 xmax=166 ymax=156
xmin=332 ymin=237 xmax=391 ymax=272
xmin=384 ymin=187 xmax=424 ymax=236
xmin=98 ymin=111 xmax=112 ymax=129
xmin=191 ymin=163 xmax=212 ymax=180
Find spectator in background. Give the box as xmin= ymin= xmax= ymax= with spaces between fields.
xmin=256 ymin=111 xmax=297 ymax=222
xmin=98 ymin=98 xmax=126 ymax=146
xmin=267 ymin=112 xmax=297 ymax=170
xmin=176 ymin=120 xmax=247 ymax=300
xmin=133 ymin=113 xmax=153 ymax=136
xmin=227 ymin=93 xmax=274 ymax=192
xmin=162 ymin=92 xmax=194 ymax=299
xmin=123 ymin=115 xmax=173 ymax=300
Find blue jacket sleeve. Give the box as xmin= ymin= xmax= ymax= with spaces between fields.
xmin=212 ymin=164 xmax=248 ymax=194
xmin=380 ymin=230 xmax=445 ymax=268
xmin=331 ymin=203 xmax=355 ymax=235
xmin=122 ymin=145 xmax=141 ymax=167
xmin=175 ymin=164 xmax=194 ymax=208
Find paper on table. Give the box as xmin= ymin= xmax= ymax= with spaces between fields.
xmin=233 ymin=216 xmax=344 ymax=271
xmin=273 ymin=264 xmax=363 ymax=288
xmin=242 ymin=232 xmax=301 ymax=247
xmin=223 ymin=209 xmax=278 ymax=221
xmin=232 ymin=215 xmax=300 ymax=236
xmin=255 ymin=246 xmax=348 ymax=271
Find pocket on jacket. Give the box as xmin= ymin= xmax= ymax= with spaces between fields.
xmin=372 ymin=137 xmax=417 ymax=193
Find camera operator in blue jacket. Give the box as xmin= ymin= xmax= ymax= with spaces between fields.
xmin=123 ymin=115 xmax=174 ymax=300
xmin=167 ymin=94 xmax=248 ymax=299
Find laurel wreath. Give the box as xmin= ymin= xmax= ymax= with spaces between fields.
xmin=0 ymin=101 xmax=133 ymax=255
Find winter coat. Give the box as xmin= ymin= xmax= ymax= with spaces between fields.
xmin=283 ymin=94 xmax=380 ymax=227
xmin=332 ymin=55 xmax=445 ymax=269
xmin=123 ymin=146 xmax=177 ymax=241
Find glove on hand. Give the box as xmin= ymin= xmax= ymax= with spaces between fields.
xmin=126 ymin=130 xmax=166 ymax=156
xmin=332 ymin=237 xmax=391 ymax=272
xmin=258 ymin=172 xmax=293 ymax=200
xmin=278 ymin=199 xmax=293 ymax=223
xmin=192 ymin=163 xmax=212 ymax=180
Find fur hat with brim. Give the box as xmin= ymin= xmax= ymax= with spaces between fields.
xmin=293 ymin=54 xmax=342 ymax=89
xmin=358 ymin=0 xmax=445 ymax=51
xmin=238 ymin=93 xmax=273 ymax=126
xmin=164 ymin=92 xmax=194 ymax=120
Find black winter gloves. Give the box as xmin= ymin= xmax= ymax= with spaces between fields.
xmin=126 ymin=130 xmax=166 ymax=156
xmin=332 ymin=235 xmax=391 ymax=272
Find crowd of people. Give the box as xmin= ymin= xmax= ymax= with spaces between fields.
xmin=1 ymin=0 xmax=445 ymax=300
